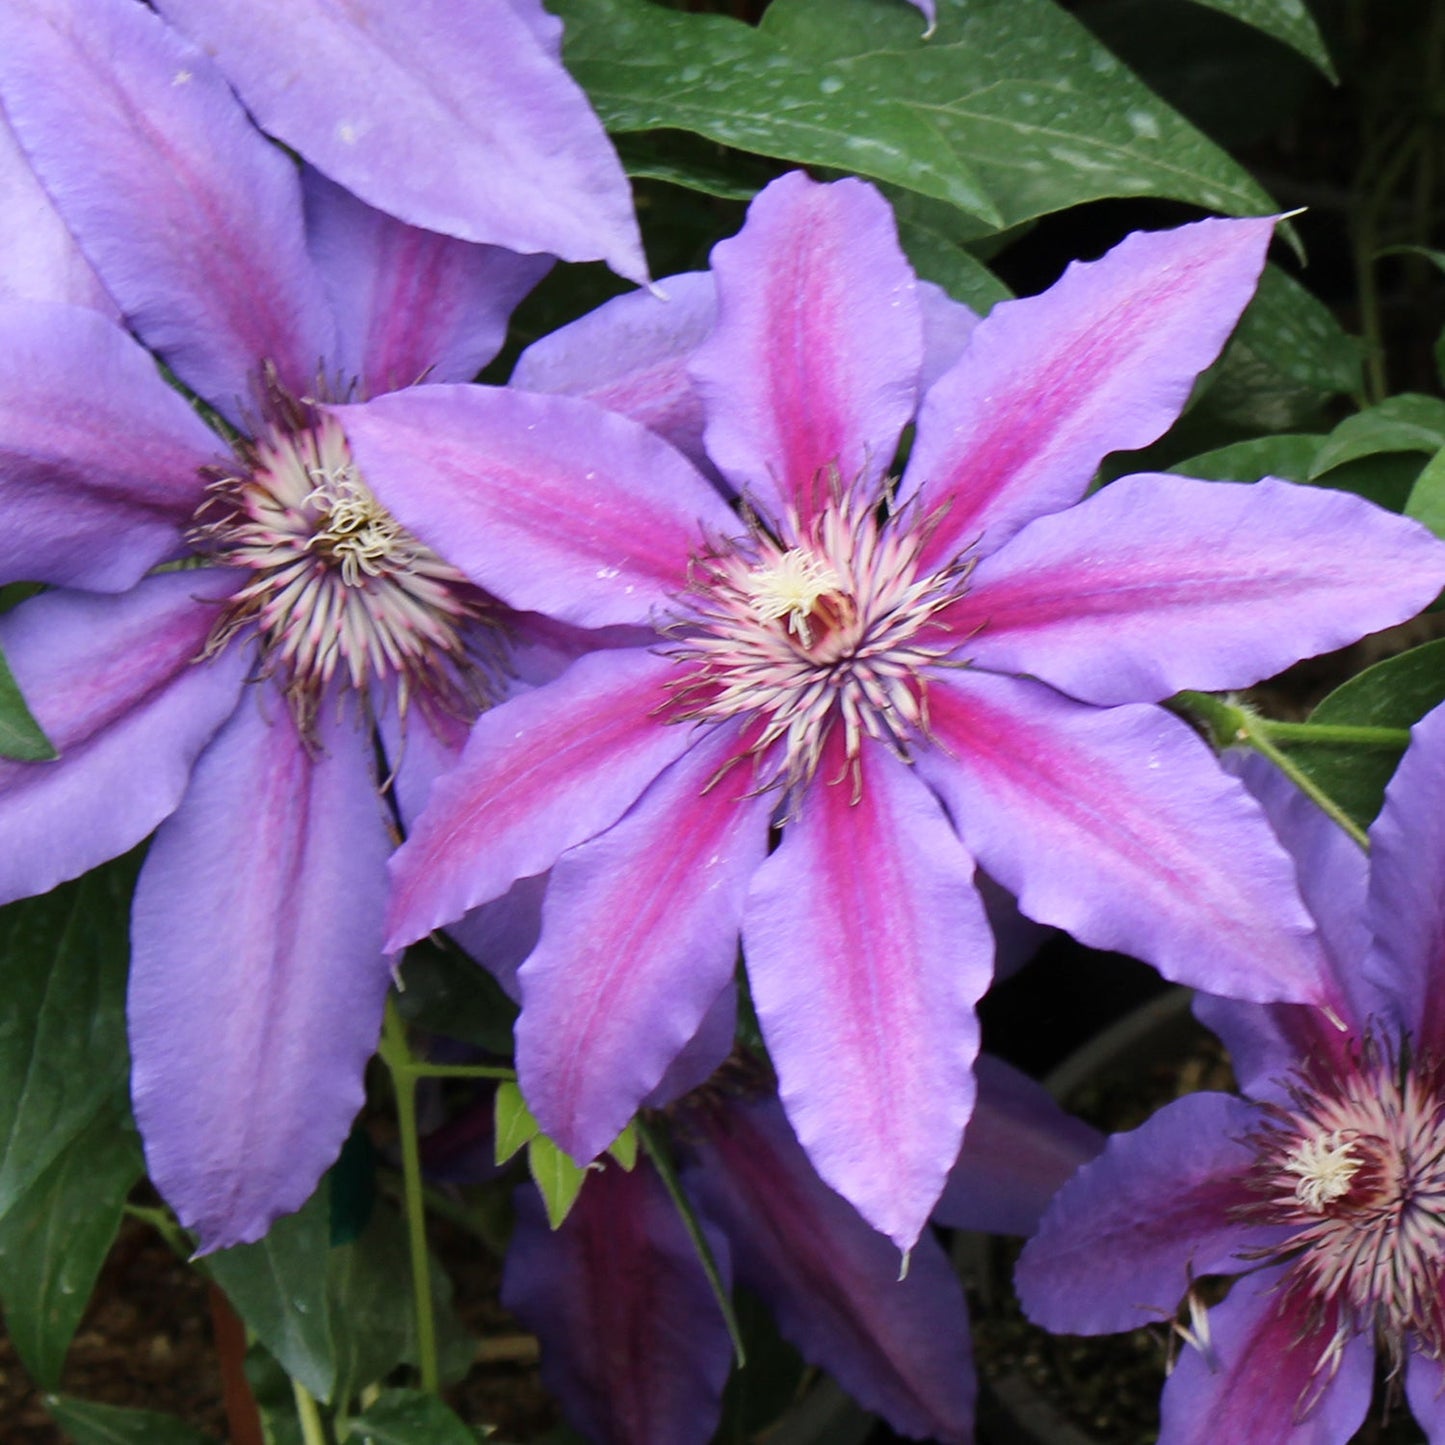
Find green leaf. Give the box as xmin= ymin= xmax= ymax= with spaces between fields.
xmin=1308 ymin=395 xmax=1445 ymax=479
xmin=1169 ymin=433 xmax=1324 ymax=483
xmin=0 ymin=645 xmax=55 ymax=760
xmin=1180 ymin=0 xmax=1335 ymax=79
xmin=393 ymin=939 xmax=518 ymax=1056
xmin=527 ymin=1134 xmax=588 ymax=1230
xmin=1284 ymin=640 xmax=1445 ymax=827
xmin=607 ymin=1121 xmax=639 ymax=1173
xmin=613 ymin=132 xmax=775 ymax=201
xmin=0 ymin=858 xmax=135 ymax=1225
xmin=493 ymin=1081 xmax=539 ymax=1168
xmin=0 ymin=1104 xmax=143 ymax=1387
xmin=1405 ymin=447 xmax=1445 ymax=539
xmin=44 ymin=1396 xmax=216 ymax=1445
xmin=557 ymin=0 xmax=1279 ymax=231
xmin=346 ymin=1389 xmax=479 ymax=1445
xmin=883 ymin=187 xmax=1013 ymax=314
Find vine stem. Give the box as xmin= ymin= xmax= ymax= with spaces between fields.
xmin=291 ymin=1379 xmax=330 ymax=1445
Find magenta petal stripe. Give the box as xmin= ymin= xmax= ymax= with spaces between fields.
xmin=915 ymin=672 xmax=1330 ymax=1005
xmin=516 ymin=722 xmax=770 ymax=1164
xmin=129 ymin=696 xmax=394 ymax=1252
xmin=743 ymin=739 xmax=993 ymax=1252
xmin=691 ymin=170 xmax=922 ymax=522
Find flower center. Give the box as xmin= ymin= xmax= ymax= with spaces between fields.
xmin=192 ymin=405 xmax=497 ymax=730
xmin=662 ymin=477 xmax=971 ymax=797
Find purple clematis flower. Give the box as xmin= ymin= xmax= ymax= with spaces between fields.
xmin=341 ymin=170 xmax=1445 ymax=1254
xmin=1016 ymin=706 xmax=1445 ymax=1443
xmin=0 ymin=0 xmax=584 ymax=1249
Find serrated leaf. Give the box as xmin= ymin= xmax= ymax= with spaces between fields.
xmin=1169 ymin=433 xmax=1324 ymax=482
xmin=1405 ymin=447 xmax=1445 ymax=540
xmin=527 ymin=1135 xmax=588 ymax=1230
xmin=346 ymin=1389 xmax=478 ymax=1445
xmin=0 ymin=858 xmax=135 ymax=1225
xmin=44 ymin=1396 xmax=216 ymax=1445
xmin=493 ymin=1081 xmax=539 ymax=1168
xmin=1181 ymin=0 xmax=1335 ymax=78
xmin=557 ymin=0 xmax=1279 ymax=232
xmin=0 ymin=1104 xmax=142 ymax=1387
xmin=0 ymin=645 xmax=55 ymax=760
xmin=1308 ymin=395 xmax=1445 ymax=479
xmin=607 ymin=1121 xmax=639 ymax=1172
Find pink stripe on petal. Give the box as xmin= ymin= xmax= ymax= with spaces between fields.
xmin=915 ymin=673 xmax=1331 ymax=1005
xmin=958 ymin=474 xmax=1445 ymax=705
xmin=906 ymin=216 xmax=1276 ymax=562
xmin=692 ymin=172 xmax=922 ymax=522
xmin=517 ymin=723 xmax=770 ymax=1163
xmin=336 ymin=386 xmax=731 ymax=628
xmin=386 ymin=648 xmax=695 ymax=949
xmin=130 ymin=698 xmax=393 ymax=1252
xmin=743 ymin=740 xmax=993 ymax=1252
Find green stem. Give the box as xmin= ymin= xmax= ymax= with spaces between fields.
xmin=400 ymin=1062 xmax=517 ymax=1081
xmin=637 ymin=1118 xmax=746 ymax=1369
xmin=1249 ymin=719 xmax=1410 ymax=748
xmin=380 ymin=998 xmax=440 ymax=1394
xmin=291 ymin=1378 xmax=330 ymax=1445
xmin=123 ymin=1202 xmax=191 ymax=1260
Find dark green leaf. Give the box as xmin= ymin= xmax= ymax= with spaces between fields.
xmin=393 ymin=939 xmax=518 ymax=1056
xmin=1405 ymin=448 xmax=1445 ymax=539
xmin=1180 ymin=0 xmax=1335 ymax=78
xmin=1308 ymin=395 xmax=1445 ymax=479
xmin=0 ymin=646 xmax=55 ymax=760
xmin=613 ymin=132 xmax=774 ymax=201
xmin=883 ymin=187 xmax=1013 ymax=313
xmin=45 ymin=1396 xmax=216 ymax=1445
xmin=1169 ymin=433 xmax=1324 ymax=483
xmin=0 ymin=1104 xmax=142 ymax=1387
xmin=346 ymin=1389 xmax=479 ymax=1445
xmin=0 ymin=858 xmax=136 ymax=1225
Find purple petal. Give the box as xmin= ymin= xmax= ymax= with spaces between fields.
xmin=903 ymin=0 xmax=937 ymax=34
xmin=1405 ymin=1345 xmax=1445 ymax=1440
xmin=516 ymin=723 xmax=770 ymax=1163
xmin=386 ymin=649 xmax=694 ymax=948
xmin=0 ymin=0 xmax=334 ymax=420
xmin=684 ymin=1092 xmax=974 ymax=1443
xmin=512 ymin=272 xmax=718 ymax=475
xmin=1015 ymin=1093 xmax=1271 ymax=1334
xmin=1159 ymin=1266 xmax=1373 ymax=1445
xmin=0 ymin=109 xmax=114 ymax=311
xmin=643 ymin=985 xmax=737 ymax=1110
xmin=503 ymin=1161 xmax=732 ymax=1445
xmin=933 ymin=1054 xmax=1102 ymax=1235
xmin=905 ymin=217 xmax=1276 ymax=562
xmin=956 ymin=473 xmax=1445 ymax=705
xmin=0 ymin=572 xmax=246 ymax=906
xmin=1361 ymin=700 xmax=1445 ymax=1056
xmin=130 ymin=695 xmax=393 ymax=1251
xmin=336 ymin=386 xmax=731 ymax=627
xmin=691 ymin=172 xmax=922 ymax=522
xmin=0 ymin=300 xmax=218 ymax=590
xmin=915 ymin=672 xmax=1331 ymax=1005
xmin=303 ymin=167 xmax=550 ymax=395
xmin=916 ymin=279 xmax=981 ymax=395
xmin=151 ymin=0 xmax=647 ymax=283
xmin=742 ymin=740 xmax=993 ymax=1252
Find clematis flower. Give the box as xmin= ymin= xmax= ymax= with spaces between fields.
xmin=343 ymin=169 xmax=1445 ymax=1253
xmin=0 ymin=0 xmax=578 ymax=1249
xmin=502 ymin=1046 xmax=1100 ymax=1445
xmin=1016 ymin=706 xmax=1445 ymax=1443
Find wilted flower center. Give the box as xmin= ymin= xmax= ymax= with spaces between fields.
xmin=192 ymin=404 xmax=494 ymax=730
xmin=663 ymin=476 xmax=971 ymax=798
xmin=1245 ymin=1042 xmax=1445 ymax=1369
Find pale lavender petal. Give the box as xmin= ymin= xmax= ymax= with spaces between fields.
xmin=386 ymin=649 xmax=695 ymax=949
xmin=691 ymin=172 xmax=922 ymax=522
xmin=1405 ymin=1346 xmax=1445 ymax=1441
xmin=956 ymin=474 xmax=1445 ymax=705
xmin=905 ymin=0 xmax=937 ymax=33
xmin=905 ymin=217 xmax=1276 ymax=562
xmin=130 ymin=696 xmax=393 ymax=1251
xmin=337 ymin=386 xmax=731 ymax=627
xmin=0 ymin=108 xmax=113 ymax=311
xmin=684 ymin=1092 xmax=974 ymax=1443
xmin=441 ymin=875 xmax=548 ymax=1004
xmin=1159 ymin=1267 xmax=1373 ymax=1445
xmin=743 ymin=740 xmax=993 ymax=1251
xmin=0 ymin=0 xmax=333 ymax=420
xmin=0 ymin=300 xmax=218 ymax=590
xmin=0 ymin=572 xmax=246 ymax=906
xmin=1361 ymin=700 xmax=1445 ymax=1056
xmin=644 ymin=985 xmax=738 ymax=1110
xmin=916 ymin=279 xmax=981 ymax=395
xmin=151 ymin=0 xmax=647 ymax=283
xmin=503 ymin=1161 xmax=732 ymax=1445
xmin=516 ymin=723 xmax=770 ymax=1163
xmin=915 ymin=672 xmax=1331 ymax=1005
xmin=933 ymin=1055 xmax=1102 ymax=1235
xmin=512 ymin=272 xmax=718 ymax=474
xmin=303 ymin=167 xmax=550 ymax=395
xmin=1016 ymin=1093 xmax=1272 ymax=1334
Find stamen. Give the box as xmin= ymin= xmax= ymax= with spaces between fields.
xmin=1284 ymin=1130 xmax=1362 ymax=1211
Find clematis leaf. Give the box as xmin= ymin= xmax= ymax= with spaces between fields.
xmin=1308 ymin=395 xmax=1445 ymax=478
xmin=494 ymin=1081 xmax=540 ymax=1168
xmin=1169 ymin=433 xmax=1324 ymax=484
xmin=1406 ymin=447 xmax=1445 ymax=539
xmin=0 ymin=1102 xmax=142 ymax=1388
xmin=44 ymin=1398 xmax=215 ymax=1445
xmin=0 ymin=856 xmax=134 ymax=1225
xmin=344 ymin=1390 xmax=476 ymax=1445
xmin=527 ymin=1134 xmax=588 ymax=1229
xmin=1182 ymin=0 xmax=1335 ymax=78
xmin=883 ymin=187 xmax=1014 ymax=312
xmin=608 ymin=1121 xmax=640 ymax=1172
xmin=0 ymin=644 xmax=55 ymax=760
